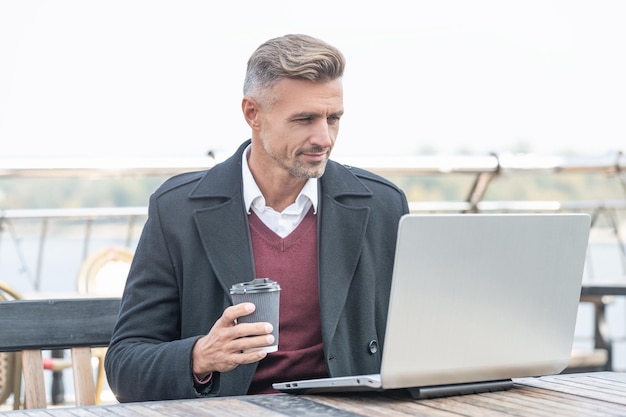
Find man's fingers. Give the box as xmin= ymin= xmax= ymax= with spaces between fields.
xmin=219 ymin=302 xmax=255 ymax=325
xmin=193 ymin=304 xmax=275 ymax=374
xmin=238 ymin=349 xmax=269 ymax=364
xmin=229 ymin=332 xmax=275 ymax=352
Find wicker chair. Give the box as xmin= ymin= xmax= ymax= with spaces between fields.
xmin=77 ymin=246 xmax=133 ymax=296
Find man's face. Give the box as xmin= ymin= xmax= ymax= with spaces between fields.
xmin=252 ymin=77 xmax=344 ymax=179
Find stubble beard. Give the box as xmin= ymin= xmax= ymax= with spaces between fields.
xmin=265 ymin=144 xmax=330 ymax=179
xmin=289 ymin=157 xmax=328 ymax=179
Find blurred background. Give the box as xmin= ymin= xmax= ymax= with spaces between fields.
xmin=1 ymin=0 xmax=625 ymax=159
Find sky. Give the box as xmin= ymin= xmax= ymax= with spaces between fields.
xmin=1 ymin=0 xmax=625 ymax=160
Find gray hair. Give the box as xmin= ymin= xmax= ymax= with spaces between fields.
xmin=243 ymin=34 xmax=345 ymax=101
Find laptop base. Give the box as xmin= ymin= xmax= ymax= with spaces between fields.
xmin=406 ymin=379 xmax=514 ymax=399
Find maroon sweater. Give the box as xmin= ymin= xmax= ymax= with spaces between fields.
xmin=247 ymin=208 xmax=329 ymax=394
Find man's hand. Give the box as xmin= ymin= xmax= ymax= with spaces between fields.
xmin=192 ymin=302 xmax=274 ymax=376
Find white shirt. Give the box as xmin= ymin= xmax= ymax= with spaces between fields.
xmin=242 ymin=146 xmax=318 ymax=238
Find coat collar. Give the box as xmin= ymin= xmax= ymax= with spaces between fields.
xmin=188 ymin=141 xmax=249 ymax=200
xmin=189 ymin=139 xmax=373 ymax=201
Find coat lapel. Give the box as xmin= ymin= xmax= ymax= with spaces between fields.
xmin=318 ymin=162 xmax=372 ymax=346
xmin=190 ymin=142 xmax=256 ymax=297
xmin=193 ymin=198 xmax=255 ymax=296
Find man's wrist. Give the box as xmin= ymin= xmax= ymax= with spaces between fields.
xmin=193 ymin=371 xmax=213 ymax=385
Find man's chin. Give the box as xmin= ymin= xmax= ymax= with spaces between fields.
xmin=307 ymin=160 xmax=329 ymax=178
xmin=290 ymin=161 xmax=327 ymax=179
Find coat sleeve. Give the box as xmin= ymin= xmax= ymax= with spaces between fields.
xmin=104 ymin=189 xmax=206 ymax=402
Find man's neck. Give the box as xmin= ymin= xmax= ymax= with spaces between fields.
xmin=253 ymin=172 xmax=307 ymax=213
xmin=246 ymin=147 xmax=308 ymax=213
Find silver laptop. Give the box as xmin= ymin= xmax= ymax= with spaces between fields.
xmin=273 ymin=213 xmax=590 ymax=399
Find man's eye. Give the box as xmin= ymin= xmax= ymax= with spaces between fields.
xmin=328 ymin=115 xmax=341 ymax=123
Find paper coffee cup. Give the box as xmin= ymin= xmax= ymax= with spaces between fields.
xmin=230 ymin=278 xmax=281 ymax=353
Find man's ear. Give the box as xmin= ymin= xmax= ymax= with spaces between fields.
xmin=242 ymin=97 xmax=261 ymax=129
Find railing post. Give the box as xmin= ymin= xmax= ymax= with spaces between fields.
xmin=34 ymin=218 xmax=48 ymax=291
xmin=464 ymin=153 xmax=500 ymax=213
xmin=82 ymin=218 xmax=93 ymax=262
xmin=125 ymin=215 xmax=136 ymax=248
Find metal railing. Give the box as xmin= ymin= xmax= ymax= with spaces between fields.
xmin=1 ymin=150 xmax=625 ymax=291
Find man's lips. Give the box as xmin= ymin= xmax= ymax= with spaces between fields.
xmin=299 ymin=147 xmax=329 ymax=157
xmin=304 ymin=151 xmax=327 ymax=157
xmin=300 ymin=150 xmax=329 ymax=162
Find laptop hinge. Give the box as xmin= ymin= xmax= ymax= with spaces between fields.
xmin=407 ymin=379 xmax=514 ymax=399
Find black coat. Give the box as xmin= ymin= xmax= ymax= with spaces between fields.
xmin=105 ymin=140 xmax=409 ymax=402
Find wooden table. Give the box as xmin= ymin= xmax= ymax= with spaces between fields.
xmin=3 ymin=372 xmax=626 ymax=416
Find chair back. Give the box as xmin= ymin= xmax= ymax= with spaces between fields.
xmin=0 ymin=298 xmax=121 ymax=409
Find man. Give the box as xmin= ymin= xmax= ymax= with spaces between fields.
xmin=105 ymin=34 xmax=409 ymax=402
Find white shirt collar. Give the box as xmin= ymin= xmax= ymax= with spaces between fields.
xmin=242 ymin=145 xmax=318 ymax=215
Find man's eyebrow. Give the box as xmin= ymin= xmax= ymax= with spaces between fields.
xmin=290 ymin=111 xmax=320 ymax=119
xmin=291 ymin=110 xmax=344 ymax=118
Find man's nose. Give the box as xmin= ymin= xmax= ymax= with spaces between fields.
xmin=310 ymin=120 xmax=333 ymax=148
